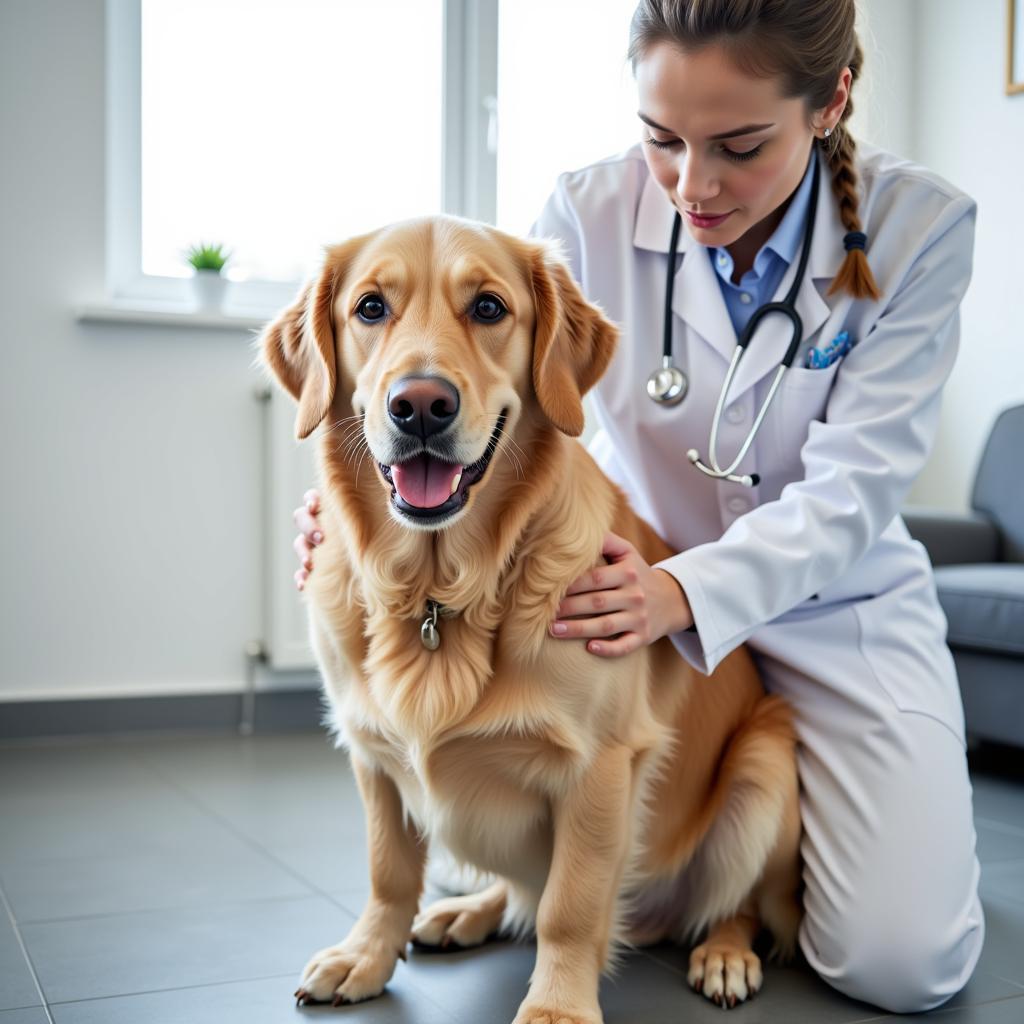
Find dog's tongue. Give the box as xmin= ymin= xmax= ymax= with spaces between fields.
xmin=391 ymin=454 xmax=463 ymax=508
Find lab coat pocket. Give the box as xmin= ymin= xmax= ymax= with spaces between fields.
xmin=770 ymin=358 xmax=842 ymax=462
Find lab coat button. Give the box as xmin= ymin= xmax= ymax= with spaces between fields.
xmin=726 ymin=404 xmax=745 ymax=423
xmin=727 ymin=496 xmax=750 ymax=513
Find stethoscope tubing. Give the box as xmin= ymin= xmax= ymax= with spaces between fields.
xmin=660 ymin=150 xmax=822 ymax=487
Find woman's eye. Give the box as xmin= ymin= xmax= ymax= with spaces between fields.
xmin=644 ymin=134 xmax=679 ymax=151
xmin=644 ymin=131 xmax=764 ymax=163
xmin=356 ymin=295 xmax=387 ymax=322
xmin=722 ymin=143 xmax=764 ymax=163
xmin=472 ymin=294 xmax=507 ymax=322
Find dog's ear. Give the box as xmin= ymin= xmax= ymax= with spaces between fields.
xmin=528 ymin=241 xmax=619 ymax=436
xmin=257 ymin=235 xmax=370 ymax=440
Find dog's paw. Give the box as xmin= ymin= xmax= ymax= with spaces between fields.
xmin=411 ymin=893 xmax=503 ymax=949
xmin=687 ymin=941 xmax=763 ymax=1007
xmin=294 ymin=939 xmax=403 ymax=1006
xmin=511 ymin=1004 xmax=602 ymax=1024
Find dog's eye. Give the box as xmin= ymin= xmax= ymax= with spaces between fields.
xmin=472 ymin=294 xmax=506 ymax=322
xmin=356 ymin=295 xmax=387 ymax=323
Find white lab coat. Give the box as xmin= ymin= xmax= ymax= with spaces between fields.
xmin=531 ymin=141 xmax=985 ymax=1011
xmin=531 ymin=140 xmax=975 ymax=713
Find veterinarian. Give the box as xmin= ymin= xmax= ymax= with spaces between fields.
xmin=292 ymin=0 xmax=984 ymax=1013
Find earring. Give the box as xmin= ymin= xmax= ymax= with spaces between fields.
xmin=823 ymin=127 xmax=832 ymax=138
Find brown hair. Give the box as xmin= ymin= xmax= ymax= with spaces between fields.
xmin=628 ymin=0 xmax=881 ymax=301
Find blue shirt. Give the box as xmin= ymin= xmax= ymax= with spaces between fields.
xmin=708 ymin=151 xmax=816 ymax=339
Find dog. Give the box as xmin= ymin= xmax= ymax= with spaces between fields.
xmin=258 ymin=215 xmax=803 ymax=1022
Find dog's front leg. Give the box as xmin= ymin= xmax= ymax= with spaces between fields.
xmin=296 ymin=757 xmax=426 ymax=1006
xmin=512 ymin=743 xmax=634 ymax=1024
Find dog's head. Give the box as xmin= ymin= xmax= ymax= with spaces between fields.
xmin=258 ymin=216 xmax=617 ymax=531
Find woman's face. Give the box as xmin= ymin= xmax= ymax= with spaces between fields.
xmin=635 ymin=41 xmax=827 ymax=249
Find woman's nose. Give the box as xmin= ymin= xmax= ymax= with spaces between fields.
xmin=676 ymin=154 xmax=719 ymax=206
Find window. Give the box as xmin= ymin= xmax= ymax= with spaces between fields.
xmin=495 ymin=0 xmax=642 ymax=235
xmin=140 ymin=0 xmax=444 ymax=284
xmin=106 ymin=0 xmax=645 ymax=311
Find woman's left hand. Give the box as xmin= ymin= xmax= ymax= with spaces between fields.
xmin=550 ymin=532 xmax=694 ymax=658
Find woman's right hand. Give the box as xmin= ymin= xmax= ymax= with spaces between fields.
xmin=293 ymin=488 xmax=324 ymax=591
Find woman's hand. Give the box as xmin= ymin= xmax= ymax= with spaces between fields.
xmin=549 ymin=532 xmax=693 ymax=657
xmin=293 ymin=489 xmax=324 ymax=591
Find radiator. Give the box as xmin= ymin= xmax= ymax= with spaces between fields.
xmin=262 ymin=386 xmax=320 ymax=671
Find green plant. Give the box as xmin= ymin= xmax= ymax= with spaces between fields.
xmin=184 ymin=242 xmax=231 ymax=273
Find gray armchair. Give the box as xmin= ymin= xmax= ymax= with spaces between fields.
xmin=903 ymin=403 xmax=1024 ymax=749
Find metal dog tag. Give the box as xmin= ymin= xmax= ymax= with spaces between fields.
xmin=420 ymin=601 xmax=441 ymax=651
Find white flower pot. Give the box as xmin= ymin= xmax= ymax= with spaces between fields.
xmin=190 ymin=269 xmax=229 ymax=312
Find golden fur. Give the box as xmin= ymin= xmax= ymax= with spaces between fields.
xmin=258 ymin=216 xmax=803 ymax=1021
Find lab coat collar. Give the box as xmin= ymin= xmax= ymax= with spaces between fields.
xmin=633 ymin=147 xmax=842 ymax=399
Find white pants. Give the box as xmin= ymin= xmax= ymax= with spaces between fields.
xmin=748 ymin=569 xmax=985 ymax=1014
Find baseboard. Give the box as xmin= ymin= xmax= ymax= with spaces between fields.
xmin=0 ymin=687 xmax=326 ymax=742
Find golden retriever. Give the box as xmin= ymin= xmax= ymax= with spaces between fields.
xmin=258 ymin=215 xmax=802 ymax=1022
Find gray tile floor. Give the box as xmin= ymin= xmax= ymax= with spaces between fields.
xmin=1 ymin=731 xmax=1022 ymax=1023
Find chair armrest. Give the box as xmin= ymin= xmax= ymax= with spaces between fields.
xmin=901 ymin=506 xmax=1002 ymax=566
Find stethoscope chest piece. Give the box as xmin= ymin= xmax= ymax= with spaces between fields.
xmin=646 ymin=358 xmax=688 ymax=405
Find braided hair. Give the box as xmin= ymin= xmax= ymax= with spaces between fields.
xmin=628 ymin=0 xmax=882 ymax=301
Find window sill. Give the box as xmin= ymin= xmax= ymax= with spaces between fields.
xmin=76 ymin=302 xmax=272 ymax=332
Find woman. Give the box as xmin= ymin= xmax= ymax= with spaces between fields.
xmin=292 ymin=0 xmax=984 ymax=1013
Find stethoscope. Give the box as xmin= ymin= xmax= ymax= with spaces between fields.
xmin=647 ymin=153 xmax=821 ymax=488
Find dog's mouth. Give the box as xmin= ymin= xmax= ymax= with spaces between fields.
xmin=378 ymin=411 xmax=508 ymax=523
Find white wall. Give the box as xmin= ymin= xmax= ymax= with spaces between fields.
xmin=0 ymin=0 xmax=1018 ymax=703
xmin=905 ymin=0 xmax=1024 ymax=510
xmin=858 ymin=0 xmax=917 ymax=158
xmin=804 ymin=0 xmax=1023 ymax=512
xmin=0 ymin=0 xmax=266 ymax=701
xmin=809 ymin=0 xmax=1023 ymax=512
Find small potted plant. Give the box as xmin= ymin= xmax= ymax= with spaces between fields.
xmin=184 ymin=242 xmax=232 ymax=311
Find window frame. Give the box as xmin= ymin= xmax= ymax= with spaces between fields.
xmin=104 ymin=0 xmax=498 ymax=314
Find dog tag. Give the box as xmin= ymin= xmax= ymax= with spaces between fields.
xmin=420 ymin=600 xmax=441 ymax=651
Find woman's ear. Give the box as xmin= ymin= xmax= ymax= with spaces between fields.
xmin=528 ymin=240 xmax=619 ymax=436
xmin=257 ymin=235 xmax=369 ymax=440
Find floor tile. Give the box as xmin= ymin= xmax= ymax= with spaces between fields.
xmin=49 ymin=972 xmax=452 ymax=1024
xmin=3 ymin=733 xmax=1024 ymax=1024
xmin=979 ymin=860 xmax=1024 ymax=907
xmin=601 ymin=948 xmax=847 ymax=1024
xmin=875 ymin=993 xmax=1024 ymax=1022
xmin=326 ymin=887 xmax=372 ymax=918
xmin=641 ymin=942 xmax=887 ymax=1023
xmin=1 ymin=835 xmax=314 ymax=923
xmin=0 ymin=905 xmax=40 ymax=1011
xmin=267 ymin=835 xmax=369 ymax=895
xmin=115 ymin=734 xmax=366 ymax=853
xmin=970 ymin=776 xmax=1024 ymax=831
xmin=0 ymin=757 xmax=235 ymax=869
xmin=972 ymin=896 xmax=1024 ymax=988
xmin=114 ymin=732 xmax=353 ymax=807
xmin=976 ymin=820 xmax=1024 ymax=865
xmin=397 ymin=938 xmax=885 ymax=1024
xmin=19 ymin=894 xmax=356 ymax=1004
xmin=0 ymin=1009 xmax=51 ymax=1023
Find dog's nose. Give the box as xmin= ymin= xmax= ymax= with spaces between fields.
xmin=387 ymin=376 xmax=460 ymax=440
